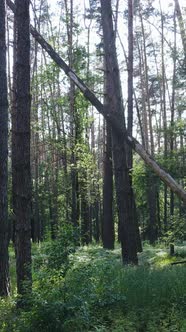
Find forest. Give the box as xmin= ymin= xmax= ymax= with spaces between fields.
xmin=0 ymin=0 xmax=186 ymax=331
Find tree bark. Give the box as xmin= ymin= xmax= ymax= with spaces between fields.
xmin=12 ymin=0 xmax=32 ymax=302
xmin=103 ymin=121 xmax=114 ymax=249
xmin=0 ymin=0 xmax=10 ymax=297
xmin=100 ymin=0 xmax=138 ymax=264
xmin=31 ymin=4 xmax=41 ymax=242
xmin=137 ymin=14 xmax=149 ymax=152
xmin=174 ymin=0 xmax=186 ymax=59
xmin=127 ymin=0 xmax=134 ymax=167
xmin=102 ymin=47 xmax=114 ymax=250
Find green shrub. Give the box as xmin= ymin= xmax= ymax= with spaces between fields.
xmin=0 ymin=297 xmax=18 ymax=332
xmin=33 ymin=223 xmax=77 ymax=273
xmin=1 ymin=244 xmax=186 ymax=331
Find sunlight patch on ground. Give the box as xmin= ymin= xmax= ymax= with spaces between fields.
xmin=156 ymin=250 xmax=167 ymax=257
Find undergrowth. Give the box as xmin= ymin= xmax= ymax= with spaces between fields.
xmin=0 ymin=243 xmax=186 ymax=331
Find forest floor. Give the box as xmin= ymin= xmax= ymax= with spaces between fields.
xmin=1 ymin=241 xmax=186 ymax=331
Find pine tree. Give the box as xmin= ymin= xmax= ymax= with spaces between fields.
xmin=0 ymin=0 xmax=10 ymax=297
xmin=12 ymin=0 xmax=32 ymax=303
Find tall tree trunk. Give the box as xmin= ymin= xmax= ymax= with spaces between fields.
xmin=139 ymin=4 xmax=157 ymax=244
xmin=174 ymin=0 xmax=186 ymax=59
xmin=102 ymin=49 xmax=114 ymax=249
xmin=136 ymin=37 xmax=149 ymax=151
xmin=31 ymin=68 xmax=39 ymax=243
xmin=170 ymin=8 xmax=177 ymax=217
xmin=64 ymin=0 xmax=78 ymax=228
xmin=0 ymin=0 xmax=10 ymax=297
xmin=81 ymin=187 xmax=90 ymax=245
xmin=12 ymin=0 xmax=32 ymax=302
xmin=127 ymin=0 xmax=134 ymax=168
xmin=101 ymin=0 xmax=138 ymax=264
xmin=160 ymin=2 xmax=168 ymax=232
xmin=31 ymin=1 xmax=42 ymax=242
xmin=103 ymin=121 xmax=114 ymax=249
xmin=127 ymin=0 xmax=142 ymax=252
xmin=90 ymin=113 xmax=100 ymax=243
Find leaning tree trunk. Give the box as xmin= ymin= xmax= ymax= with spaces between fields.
xmin=7 ymin=0 xmax=186 ymax=205
xmin=0 ymin=0 xmax=10 ymax=297
xmin=12 ymin=0 xmax=32 ymax=303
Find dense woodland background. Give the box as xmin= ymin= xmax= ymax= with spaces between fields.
xmin=0 ymin=0 xmax=186 ymax=331
xmin=6 ymin=0 xmax=186 ymax=250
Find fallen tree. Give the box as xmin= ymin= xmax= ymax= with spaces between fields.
xmin=7 ymin=0 xmax=186 ymax=204
xmin=171 ymin=260 xmax=186 ymax=265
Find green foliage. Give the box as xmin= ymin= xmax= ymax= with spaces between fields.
xmin=163 ymin=213 xmax=186 ymax=243
xmin=1 ymin=244 xmax=186 ymax=331
xmin=0 ymin=298 xmax=16 ymax=332
xmin=33 ymin=223 xmax=77 ymax=272
xmin=133 ymin=154 xmax=186 ymax=243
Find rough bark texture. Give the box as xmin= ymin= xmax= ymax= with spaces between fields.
xmin=12 ymin=0 xmax=32 ymax=300
xmin=103 ymin=122 xmax=114 ymax=249
xmin=81 ymin=187 xmax=90 ymax=245
xmin=101 ymin=0 xmax=138 ymax=264
xmin=127 ymin=0 xmax=134 ymax=167
xmin=0 ymin=0 xmax=10 ymax=297
xmin=102 ymin=53 xmax=114 ymax=250
xmin=7 ymin=0 xmax=186 ymax=204
xmin=137 ymin=13 xmax=149 ymax=152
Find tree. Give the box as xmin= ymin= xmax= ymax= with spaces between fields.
xmin=136 ymin=2 xmax=158 ymax=244
xmin=12 ymin=0 xmax=32 ymax=301
xmin=102 ymin=78 xmax=114 ymax=249
xmin=174 ymin=0 xmax=186 ymax=60
xmin=127 ymin=0 xmax=142 ymax=251
xmin=30 ymin=0 xmax=47 ymax=243
xmin=100 ymin=0 xmax=138 ymax=264
xmin=170 ymin=8 xmax=177 ymax=217
xmin=64 ymin=0 xmax=79 ymax=229
xmin=0 ymin=0 xmax=10 ymax=297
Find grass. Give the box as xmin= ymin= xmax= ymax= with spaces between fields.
xmin=1 ymin=242 xmax=186 ymax=331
